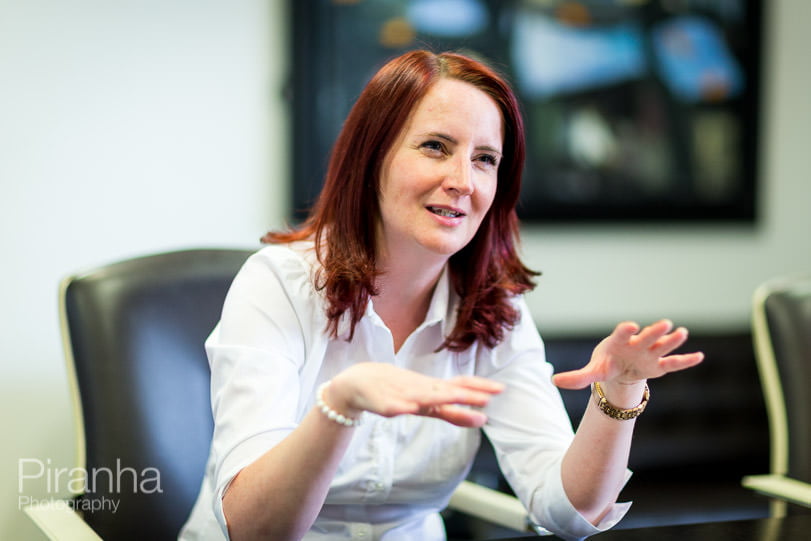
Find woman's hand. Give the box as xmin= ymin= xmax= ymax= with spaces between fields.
xmin=327 ymin=363 xmax=504 ymax=428
xmin=552 ymin=319 xmax=704 ymax=391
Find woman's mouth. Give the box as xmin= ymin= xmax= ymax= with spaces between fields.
xmin=426 ymin=206 xmax=465 ymax=218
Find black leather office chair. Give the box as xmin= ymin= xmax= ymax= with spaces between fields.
xmin=26 ymin=248 xmax=254 ymax=540
xmin=26 ymin=248 xmax=541 ymax=540
xmin=742 ymin=274 xmax=811 ymax=514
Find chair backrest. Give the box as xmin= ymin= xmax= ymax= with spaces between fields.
xmin=60 ymin=248 xmax=253 ymax=540
xmin=752 ymin=274 xmax=811 ymax=484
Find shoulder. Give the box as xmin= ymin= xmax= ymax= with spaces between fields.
xmin=472 ymin=294 xmax=546 ymax=373
xmin=214 ymin=240 xmax=327 ymax=355
xmin=222 ymin=240 xmax=324 ymax=318
xmin=497 ymin=295 xmax=544 ymax=352
xmin=250 ymin=240 xmax=318 ymax=273
xmin=237 ymin=241 xmax=319 ymax=291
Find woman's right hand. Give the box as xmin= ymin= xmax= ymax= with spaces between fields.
xmin=326 ymin=363 xmax=504 ymax=428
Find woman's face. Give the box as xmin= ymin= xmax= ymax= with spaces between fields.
xmin=377 ymin=78 xmax=503 ymax=265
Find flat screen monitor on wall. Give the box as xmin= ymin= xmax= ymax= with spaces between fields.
xmin=290 ymin=0 xmax=763 ymax=223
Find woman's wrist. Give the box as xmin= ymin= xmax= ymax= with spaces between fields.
xmin=321 ymin=377 xmax=363 ymax=418
xmin=597 ymin=379 xmax=648 ymax=409
xmin=317 ymin=381 xmax=363 ymax=427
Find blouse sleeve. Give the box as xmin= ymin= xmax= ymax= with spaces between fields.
xmin=204 ymin=245 xmax=323 ymax=533
xmin=478 ymin=298 xmax=631 ymax=540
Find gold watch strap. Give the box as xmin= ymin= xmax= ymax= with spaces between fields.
xmin=592 ymin=381 xmax=650 ymax=420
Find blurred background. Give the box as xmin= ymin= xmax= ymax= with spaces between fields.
xmin=1 ymin=0 xmax=809 ymax=538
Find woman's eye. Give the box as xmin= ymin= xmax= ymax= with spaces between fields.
xmin=476 ymin=154 xmax=498 ymax=167
xmin=420 ymin=140 xmax=444 ymax=154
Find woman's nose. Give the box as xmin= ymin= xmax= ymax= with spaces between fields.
xmin=442 ymin=158 xmax=474 ymax=196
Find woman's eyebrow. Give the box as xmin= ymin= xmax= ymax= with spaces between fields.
xmin=423 ymin=131 xmax=457 ymax=144
xmin=478 ymin=145 xmax=502 ymax=157
xmin=423 ymin=132 xmax=502 ymax=156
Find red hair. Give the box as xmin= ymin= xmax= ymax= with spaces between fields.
xmin=263 ymin=50 xmax=537 ymax=351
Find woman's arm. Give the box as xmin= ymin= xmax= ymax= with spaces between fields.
xmin=558 ymin=380 xmax=644 ymax=523
xmin=554 ymin=320 xmax=704 ymax=524
xmin=222 ymin=397 xmax=355 ymax=541
xmin=222 ymin=364 xmax=504 ymax=540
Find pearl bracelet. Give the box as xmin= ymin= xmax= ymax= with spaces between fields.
xmin=316 ymin=381 xmax=362 ymax=427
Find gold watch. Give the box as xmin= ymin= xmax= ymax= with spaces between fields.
xmin=592 ymin=381 xmax=650 ymax=420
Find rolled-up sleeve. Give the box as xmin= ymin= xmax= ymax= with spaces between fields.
xmin=528 ymin=458 xmax=631 ymax=540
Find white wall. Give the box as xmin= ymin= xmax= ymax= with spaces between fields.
xmin=2 ymin=0 xmax=810 ymax=538
xmin=0 ymin=0 xmax=287 ymax=537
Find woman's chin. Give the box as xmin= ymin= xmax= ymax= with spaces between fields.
xmin=416 ymin=235 xmax=472 ymax=258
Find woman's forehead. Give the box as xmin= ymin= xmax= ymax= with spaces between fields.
xmin=404 ymin=79 xmax=504 ymax=147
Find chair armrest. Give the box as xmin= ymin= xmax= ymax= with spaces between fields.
xmin=23 ymin=502 xmax=102 ymax=541
xmin=742 ymin=474 xmax=811 ymax=507
xmin=448 ymin=480 xmax=552 ymax=536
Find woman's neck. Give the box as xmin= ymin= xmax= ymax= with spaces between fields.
xmin=372 ymin=256 xmax=446 ymax=353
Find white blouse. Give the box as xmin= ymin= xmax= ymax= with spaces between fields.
xmin=179 ymin=242 xmax=629 ymax=541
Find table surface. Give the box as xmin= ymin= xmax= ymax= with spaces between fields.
xmin=493 ymin=512 xmax=811 ymax=541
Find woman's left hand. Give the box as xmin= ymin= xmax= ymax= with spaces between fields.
xmin=552 ymin=319 xmax=704 ymax=390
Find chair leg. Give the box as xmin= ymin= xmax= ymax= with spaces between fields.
xmin=769 ymin=498 xmax=786 ymax=518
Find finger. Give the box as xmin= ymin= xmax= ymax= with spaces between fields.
xmin=658 ymin=351 xmax=704 ymax=374
xmin=431 ymin=404 xmax=489 ymax=428
xmin=422 ymin=378 xmax=503 ymax=408
xmin=633 ymin=319 xmax=674 ymax=347
xmin=552 ymin=367 xmax=601 ymax=390
xmin=372 ymin=397 xmax=429 ymax=418
xmin=438 ymin=387 xmax=497 ymax=408
xmin=449 ymin=375 xmax=506 ymax=394
xmin=650 ymin=326 xmax=689 ymax=355
xmin=407 ymin=387 xmax=493 ymax=413
xmin=610 ymin=321 xmax=641 ymax=343
xmin=373 ymin=378 xmax=497 ymax=417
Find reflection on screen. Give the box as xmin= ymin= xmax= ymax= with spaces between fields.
xmin=512 ymin=13 xmax=646 ymax=98
xmin=652 ymin=15 xmax=744 ymax=103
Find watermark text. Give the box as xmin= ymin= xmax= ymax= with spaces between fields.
xmin=18 ymin=458 xmax=162 ymax=512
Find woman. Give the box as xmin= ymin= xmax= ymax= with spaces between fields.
xmin=180 ymin=50 xmax=703 ymax=541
